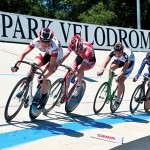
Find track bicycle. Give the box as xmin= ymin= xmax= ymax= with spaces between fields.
xmin=93 ymin=70 xmax=125 ymax=114
xmin=42 ymin=64 xmax=86 ymax=114
xmin=130 ymin=74 xmax=150 ymax=114
xmin=4 ymin=60 xmax=51 ymax=121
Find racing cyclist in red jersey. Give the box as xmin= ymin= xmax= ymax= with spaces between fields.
xmin=62 ymin=34 xmax=96 ymax=99
xmin=11 ymin=27 xmax=63 ymax=108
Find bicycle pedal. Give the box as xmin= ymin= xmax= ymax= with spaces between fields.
xmin=56 ymin=101 xmax=61 ymax=107
xmin=106 ymin=100 xmax=109 ymax=104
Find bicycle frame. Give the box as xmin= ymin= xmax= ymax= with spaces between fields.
xmin=106 ymin=71 xmax=117 ymax=101
xmin=15 ymin=61 xmax=44 ymax=105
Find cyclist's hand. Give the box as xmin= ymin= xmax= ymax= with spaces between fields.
xmin=97 ymin=69 xmax=104 ymax=76
xmin=70 ymin=76 xmax=75 ymax=84
xmin=11 ymin=66 xmax=19 ymax=72
xmin=133 ymin=77 xmax=138 ymax=82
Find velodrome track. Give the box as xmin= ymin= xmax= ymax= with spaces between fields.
xmin=0 ymin=42 xmax=150 ymax=150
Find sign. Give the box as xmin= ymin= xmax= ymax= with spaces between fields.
xmin=0 ymin=11 xmax=150 ymax=52
xmin=90 ymin=129 xmax=124 ymax=144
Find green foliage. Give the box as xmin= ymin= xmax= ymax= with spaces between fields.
xmin=0 ymin=0 xmax=149 ymax=29
xmin=78 ymin=2 xmax=117 ymax=26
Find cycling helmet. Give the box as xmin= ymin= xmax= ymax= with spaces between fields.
xmin=39 ymin=28 xmax=54 ymax=42
xmin=146 ymin=52 xmax=150 ymax=60
xmin=69 ymin=34 xmax=83 ymax=52
xmin=114 ymin=42 xmax=124 ymax=52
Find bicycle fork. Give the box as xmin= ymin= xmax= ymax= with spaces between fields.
xmin=29 ymin=81 xmax=33 ymax=105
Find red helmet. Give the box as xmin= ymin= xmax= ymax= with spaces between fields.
xmin=69 ymin=34 xmax=83 ymax=52
xmin=39 ymin=28 xmax=54 ymax=42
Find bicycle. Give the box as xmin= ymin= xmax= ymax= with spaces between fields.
xmin=4 ymin=60 xmax=51 ymax=121
xmin=42 ymin=64 xmax=86 ymax=114
xmin=93 ymin=69 xmax=125 ymax=114
xmin=130 ymin=74 xmax=150 ymax=114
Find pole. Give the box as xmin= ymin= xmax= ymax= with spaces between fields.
xmin=137 ymin=0 xmax=141 ymax=29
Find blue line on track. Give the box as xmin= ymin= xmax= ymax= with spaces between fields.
xmin=0 ymin=113 xmax=150 ymax=149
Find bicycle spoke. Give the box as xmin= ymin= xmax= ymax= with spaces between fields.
xmin=93 ymin=82 xmax=108 ymax=114
xmin=130 ymin=84 xmax=143 ymax=114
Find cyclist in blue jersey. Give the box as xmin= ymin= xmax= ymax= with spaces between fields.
xmin=97 ymin=42 xmax=135 ymax=109
xmin=133 ymin=52 xmax=150 ymax=84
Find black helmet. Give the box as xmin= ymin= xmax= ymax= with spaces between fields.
xmin=146 ymin=52 xmax=150 ymax=60
xmin=114 ymin=42 xmax=124 ymax=52
xmin=39 ymin=28 xmax=54 ymax=42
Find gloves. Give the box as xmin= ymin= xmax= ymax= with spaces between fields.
xmin=97 ymin=69 xmax=104 ymax=76
xmin=11 ymin=66 xmax=19 ymax=72
xmin=70 ymin=76 xmax=75 ymax=84
xmin=133 ymin=77 xmax=138 ymax=82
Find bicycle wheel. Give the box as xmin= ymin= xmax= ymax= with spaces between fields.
xmin=43 ymin=78 xmax=63 ymax=113
xmin=130 ymin=84 xmax=143 ymax=114
xmin=4 ymin=77 xmax=29 ymax=121
xmin=93 ymin=82 xmax=108 ymax=114
xmin=144 ymin=87 xmax=150 ymax=112
xmin=110 ymin=85 xmax=125 ymax=113
xmin=65 ymin=80 xmax=86 ymax=113
xmin=29 ymin=80 xmax=51 ymax=120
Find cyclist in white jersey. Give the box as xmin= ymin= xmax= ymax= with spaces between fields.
xmin=11 ymin=28 xmax=63 ymax=108
xmin=97 ymin=41 xmax=135 ymax=108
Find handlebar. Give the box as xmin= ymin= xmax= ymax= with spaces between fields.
xmin=59 ymin=64 xmax=75 ymax=73
xmin=14 ymin=61 xmax=44 ymax=75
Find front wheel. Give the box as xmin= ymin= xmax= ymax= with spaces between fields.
xmin=29 ymin=80 xmax=51 ymax=120
xmin=65 ymin=80 xmax=86 ymax=113
xmin=130 ymin=84 xmax=143 ymax=114
xmin=43 ymin=78 xmax=63 ymax=114
xmin=4 ymin=77 xmax=29 ymax=121
xmin=93 ymin=82 xmax=108 ymax=114
xmin=144 ymin=87 xmax=150 ymax=112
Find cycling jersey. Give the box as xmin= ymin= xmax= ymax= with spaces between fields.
xmin=28 ymin=37 xmax=63 ymax=65
xmin=109 ymin=48 xmax=135 ymax=63
xmin=29 ymin=37 xmax=63 ymax=59
xmin=68 ymin=41 xmax=96 ymax=63
xmin=68 ymin=41 xmax=96 ymax=71
xmin=135 ymin=58 xmax=150 ymax=78
xmin=109 ymin=48 xmax=135 ymax=78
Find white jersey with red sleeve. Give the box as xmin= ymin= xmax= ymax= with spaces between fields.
xmin=28 ymin=37 xmax=63 ymax=61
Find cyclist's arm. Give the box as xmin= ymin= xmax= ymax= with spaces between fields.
xmin=135 ymin=58 xmax=146 ymax=78
xmin=101 ymin=56 xmax=111 ymax=70
xmin=62 ymin=48 xmax=71 ymax=63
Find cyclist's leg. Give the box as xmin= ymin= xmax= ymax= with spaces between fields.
xmin=117 ymin=61 xmax=134 ymax=99
xmin=110 ymin=60 xmax=123 ymax=106
xmin=74 ymin=57 xmax=95 ymax=95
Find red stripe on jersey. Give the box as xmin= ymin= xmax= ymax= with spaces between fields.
xmin=51 ymin=53 xmax=58 ymax=57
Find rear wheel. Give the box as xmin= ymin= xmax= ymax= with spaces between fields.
xmin=4 ymin=77 xmax=29 ymax=121
xmin=130 ymin=84 xmax=143 ymax=114
xmin=144 ymin=87 xmax=150 ymax=112
xmin=110 ymin=85 xmax=125 ymax=113
xmin=65 ymin=80 xmax=86 ymax=113
xmin=29 ymin=80 xmax=51 ymax=120
xmin=93 ymin=82 xmax=108 ymax=114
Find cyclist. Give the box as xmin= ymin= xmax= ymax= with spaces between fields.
xmin=133 ymin=52 xmax=150 ymax=84
xmin=11 ymin=27 xmax=63 ymax=108
xmin=62 ymin=34 xmax=96 ymax=99
xmin=97 ymin=41 xmax=135 ymax=109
